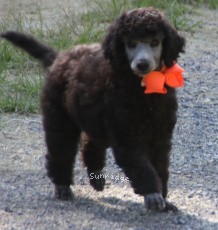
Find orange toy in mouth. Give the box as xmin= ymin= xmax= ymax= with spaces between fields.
xmin=141 ymin=63 xmax=184 ymax=94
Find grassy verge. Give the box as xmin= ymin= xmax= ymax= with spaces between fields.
xmin=0 ymin=0 xmax=215 ymax=113
xmin=191 ymin=0 xmax=218 ymax=9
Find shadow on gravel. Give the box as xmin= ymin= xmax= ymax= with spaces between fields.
xmin=1 ymin=170 xmax=218 ymax=229
xmin=55 ymin=195 xmax=218 ymax=229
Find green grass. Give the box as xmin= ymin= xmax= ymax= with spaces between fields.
xmin=188 ymin=0 xmax=218 ymax=9
xmin=83 ymin=0 xmax=194 ymax=30
xmin=0 ymin=0 xmax=215 ymax=113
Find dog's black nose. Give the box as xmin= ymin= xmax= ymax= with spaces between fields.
xmin=137 ymin=59 xmax=150 ymax=72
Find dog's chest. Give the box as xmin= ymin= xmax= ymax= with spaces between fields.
xmin=105 ymin=90 xmax=177 ymax=138
xmin=107 ymin=93 xmax=154 ymax=125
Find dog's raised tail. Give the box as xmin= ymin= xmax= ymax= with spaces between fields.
xmin=1 ymin=31 xmax=57 ymax=67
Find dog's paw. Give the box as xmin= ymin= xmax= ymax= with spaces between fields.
xmin=162 ymin=200 xmax=178 ymax=212
xmin=144 ymin=193 xmax=165 ymax=211
xmin=55 ymin=185 xmax=73 ymax=200
xmin=89 ymin=171 xmax=105 ymax=191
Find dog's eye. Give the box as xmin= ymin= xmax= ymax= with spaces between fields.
xmin=126 ymin=41 xmax=137 ymax=49
xmin=150 ymin=39 xmax=159 ymax=47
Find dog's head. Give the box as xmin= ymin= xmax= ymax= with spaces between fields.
xmin=102 ymin=8 xmax=185 ymax=77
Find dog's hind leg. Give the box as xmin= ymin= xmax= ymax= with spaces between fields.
xmin=80 ymin=134 xmax=107 ymax=191
xmin=42 ymin=102 xmax=80 ymax=200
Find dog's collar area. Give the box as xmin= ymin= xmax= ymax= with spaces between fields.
xmin=141 ymin=63 xmax=184 ymax=94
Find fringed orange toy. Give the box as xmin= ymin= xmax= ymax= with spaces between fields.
xmin=141 ymin=63 xmax=184 ymax=94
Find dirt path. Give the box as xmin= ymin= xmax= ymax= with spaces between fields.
xmin=0 ymin=2 xmax=218 ymax=230
xmin=0 ymin=0 xmax=89 ymax=17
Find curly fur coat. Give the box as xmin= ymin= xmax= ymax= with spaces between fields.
xmin=1 ymin=7 xmax=185 ymax=212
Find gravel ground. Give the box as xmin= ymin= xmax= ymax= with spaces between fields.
xmin=0 ymin=2 xmax=218 ymax=230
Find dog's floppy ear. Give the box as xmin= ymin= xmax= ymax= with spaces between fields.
xmin=162 ymin=22 xmax=185 ymax=68
xmin=102 ymin=14 xmax=127 ymax=72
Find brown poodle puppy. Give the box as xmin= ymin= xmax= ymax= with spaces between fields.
xmin=1 ymin=7 xmax=185 ymax=212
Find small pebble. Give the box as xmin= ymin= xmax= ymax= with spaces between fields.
xmin=5 ymin=207 xmax=13 ymax=213
xmin=173 ymin=217 xmax=186 ymax=225
xmin=188 ymin=191 xmax=195 ymax=198
xmin=17 ymin=211 xmax=23 ymax=215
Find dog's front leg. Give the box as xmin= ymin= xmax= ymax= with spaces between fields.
xmin=113 ymin=146 xmax=165 ymax=211
xmin=150 ymin=140 xmax=178 ymax=212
